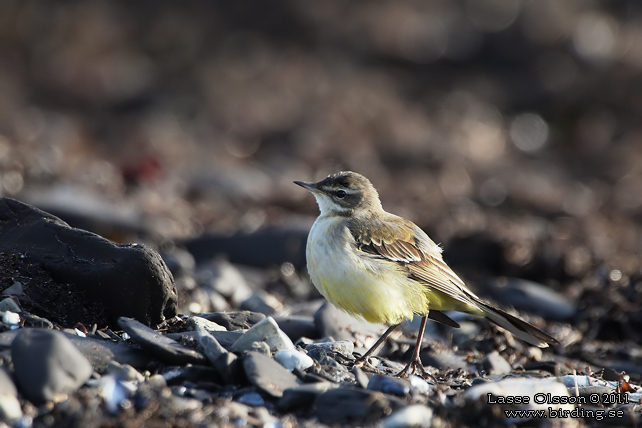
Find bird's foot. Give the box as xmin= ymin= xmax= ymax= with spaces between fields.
xmin=352 ymin=356 xmax=383 ymax=374
xmin=395 ymin=357 xmax=437 ymax=383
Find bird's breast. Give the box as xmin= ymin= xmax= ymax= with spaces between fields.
xmin=305 ymin=216 xmax=429 ymax=325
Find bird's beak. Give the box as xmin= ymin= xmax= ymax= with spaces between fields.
xmin=294 ymin=180 xmax=318 ymax=193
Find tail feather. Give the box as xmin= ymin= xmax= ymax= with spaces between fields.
xmin=480 ymin=302 xmax=559 ymax=348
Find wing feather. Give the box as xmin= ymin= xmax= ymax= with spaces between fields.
xmin=348 ymin=215 xmax=477 ymax=309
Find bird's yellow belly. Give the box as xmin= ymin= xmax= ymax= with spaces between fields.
xmin=306 ymin=218 xmax=429 ymax=325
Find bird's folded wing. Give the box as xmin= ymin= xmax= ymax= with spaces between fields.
xmin=348 ymin=217 xmax=477 ymax=308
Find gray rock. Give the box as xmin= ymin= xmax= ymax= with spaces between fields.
xmin=242 ymin=352 xmax=299 ymax=398
xmin=273 ymin=315 xmax=320 ymax=341
xmin=1 ymin=282 xmax=23 ymax=296
xmin=490 ymin=277 xmax=576 ymax=321
xmin=159 ymin=365 xmax=223 ymax=386
xmin=11 ymin=328 xmax=93 ymax=404
xmin=0 ymin=368 xmax=20 ymax=425
xmin=368 ymin=374 xmax=411 ymax=397
xmin=183 ymin=226 xmax=308 ymax=269
xmin=105 ymin=361 xmax=145 ymax=383
xmin=306 ymin=340 xmax=354 ymax=358
xmin=465 ymin=377 xmax=573 ymax=413
xmin=236 ymin=392 xmax=265 ymax=407
xmin=166 ymin=329 xmax=245 ymax=352
xmin=421 ymin=350 xmax=471 ymax=371
xmin=232 ymin=316 xmax=295 ymax=353
xmin=313 ymin=387 xmax=394 ymax=425
xmin=196 ymin=259 xmax=252 ymax=306
xmin=188 ymin=316 xmax=227 ymax=333
xmin=195 ymin=326 xmax=228 ymax=363
xmin=382 ymin=404 xmax=433 ymax=428
xmin=240 ymin=291 xmax=283 ymax=315
xmin=274 ymin=349 xmax=314 ymax=371
xmin=196 ymin=311 xmax=266 ymax=331
xmin=118 ymin=317 xmax=208 ymax=365
xmin=482 ymin=351 xmax=512 ymax=375
xmin=64 ymin=332 xmax=152 ymax=371
xmin=314 ymin=302 xmax=386 ymax=353
xmin=277 ymin=382 xmax=335 ymax=412
xmin=0 ymin=298 xmax=21 ymax=313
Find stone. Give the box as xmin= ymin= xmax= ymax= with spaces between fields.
xmin=0 ymin=368 xmax=20 ymax=425
xmin=0 ymin=298 xmax=21 ymax=313
xmin=2 ymin=311 xmax=20 ymax=329
xmin=236 ymin=392 xmax=265 ymax=407
xmin=274 ymin=349 xmax=314 ymax=372
xmin=188 ymin=316 xmax=227 ymax=333
xmin=277 ymin=382 xmax=335 ymax=412
xmin=0 ymin=198 xmax=177 ymax=327
xmin=490 ymin=277 xmax=576 ymax=321
xmin=482 ymin=351 xmax=512 ymax=375
xmin=382 ymin=404 xmax=433 ymax=428
xmin=242 ymin=352 xmax=299 ymax=398
xmin=421 ymin=350 xmax=471 ymax=371
xmin=1 ymin=282 xmax=22 ymax=296
xmin=196 ymin=311 xmax=266 ymax=331
xmin=232 ymin=317 xmax=295 ymax=353
xmin=182 ymin=226 xmax=308 ymax=269
xmin=313 ymin=302 xmax=387 ymax=355
xmin=240 ymin=291 xmax=283 ymax=315
xmin=118 ymin=317 xmax=208 ymax=365
xmin=195 ymin=325 xmax=229 ymax=363
xmin=306 ymin=340 xmax=355 ymax=358
xmin=465 ymin=377 xmax=573 ymax=414
xmin=273 ymin=315 xmax=320 ymax=341
xmin=313 ymin=387 xmax=394 ymax=425
xmin=11 ymin=328 xmax=93 ymax=404
xmin=196 ymin=259 xmax=252 ymax=306
xmin=367 ymin=374 xmax=411 ymax=397
xmin=159 ymin=365 xmax=223 ymax=386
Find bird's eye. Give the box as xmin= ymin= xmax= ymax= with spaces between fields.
xmin=336 ymin=190 xmax=347 ymax=199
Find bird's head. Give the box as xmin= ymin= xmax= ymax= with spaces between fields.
xmin=295 ymin=171 xmax=383 ymax=217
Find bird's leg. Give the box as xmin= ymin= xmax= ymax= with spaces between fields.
xmin=395 ymin=315 xmax=437 ymax=382
xmin=353 ymin=324 xmax=399 ymax=371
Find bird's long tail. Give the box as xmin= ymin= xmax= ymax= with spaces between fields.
xmin=479 ymin=302 xmax=559 ymax=348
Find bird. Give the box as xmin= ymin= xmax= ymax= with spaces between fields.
xmin=294 ymin=171 xmax=558 ymax=379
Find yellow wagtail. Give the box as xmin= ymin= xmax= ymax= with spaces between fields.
xmin=295 ymin=171 xmax=558 ymax=378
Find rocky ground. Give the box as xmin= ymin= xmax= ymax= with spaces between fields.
xmin=1 ymin=1 xmax=642 ymax=427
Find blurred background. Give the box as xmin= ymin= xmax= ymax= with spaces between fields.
xmin=1 ymin=1 xmax=642 ymax=339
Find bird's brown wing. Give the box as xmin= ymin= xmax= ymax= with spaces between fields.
xmin=347 ymin=215 xmax=479 ymax=311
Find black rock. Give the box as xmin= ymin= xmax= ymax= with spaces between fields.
xmin=197 ymin=311 xmax=266 ymax=331
xmin=118 ymin=317 xmax=208 ymax=365
xmin=0 ymin=198 xmax=177 ymax=327
xmin=11 ymin=328 xmax=93 ymax=404
xmin=313 ymin=387 xmax=395 ymax=425
xmin=242 ymin=351 xmax=300 ymax=398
